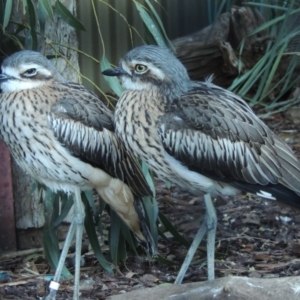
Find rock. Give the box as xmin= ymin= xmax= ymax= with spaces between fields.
xmin=107 ymin=276 xmax=300 ymax=300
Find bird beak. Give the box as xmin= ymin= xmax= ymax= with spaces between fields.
xmin=0 ymin=73 xmax=13 ymax=82
xmin=102 ymin=67 xmax=127 ymax=77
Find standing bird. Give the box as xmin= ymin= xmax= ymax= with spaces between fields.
xmin=0 ymin=50 xmax=156 ymax=300
xmin=103 ymin=45 xmax=300 ymax=284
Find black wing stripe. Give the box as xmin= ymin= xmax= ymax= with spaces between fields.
xmin=49 ymin=115 xmax=152 ymax=198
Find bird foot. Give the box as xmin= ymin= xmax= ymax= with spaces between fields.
xmin=44 ymin=287 xmax=58 ymax=300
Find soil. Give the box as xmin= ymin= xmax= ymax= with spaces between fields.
xmin=0 ymin=112 xmax=300 ymax=300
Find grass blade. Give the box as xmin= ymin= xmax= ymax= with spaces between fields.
xmin=159 ymin=211 xmax=190 ymax=248
xmin=55 ymin=0 xmax=85 ymax=31
xmin=39 ymin=0 xmax=54 ymax=21
xmin=3 ymin=0 xmax=12 ymax=30
xmin=145 ymin=0 xmax=174 ymax=50
xmin=134 ymin=1 xmax=166 ymax=47
xmin=82 ymin=193 xmax=113 ymax=273
xmin=101 ymin=55 xmax=124 ymax=96
xmin=25 ymin=0 xmax=38 ymax=50
xmin=43 ymin=188 xmax=72 ymax=279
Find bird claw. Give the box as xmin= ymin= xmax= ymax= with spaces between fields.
xmin=44 ymin=288 xmax=58 ymax=300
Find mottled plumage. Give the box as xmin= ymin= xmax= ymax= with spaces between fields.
xmin=103 ymin=45 xmax=300 ymax=282
xmin=0 ymin=50 xmax=155 ymax=300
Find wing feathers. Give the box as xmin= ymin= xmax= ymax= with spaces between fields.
xmin=49 ymin=88 xmax=152 ymax=198
xmin=158 ymin=85 xmax=300 ymax=196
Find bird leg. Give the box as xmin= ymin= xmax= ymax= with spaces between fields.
xmin=204 ymin=193 xmax=217 ymax=281
xmin=73 ymin=189 xmax=85 ymax=300
xmin=174 ymin=193 xmax=216 ymax=284
xmin=45 ymin=188 xmax=85 ymax=300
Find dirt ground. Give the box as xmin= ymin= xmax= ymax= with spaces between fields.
xmin=1 ymin=112 xmax=300 ymax=300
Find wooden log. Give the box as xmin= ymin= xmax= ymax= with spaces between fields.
xmin=173 ymin=6 xmax=271 ymax=88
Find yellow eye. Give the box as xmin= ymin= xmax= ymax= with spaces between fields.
xmin=135 ymin=64 xmax=147 ymax=73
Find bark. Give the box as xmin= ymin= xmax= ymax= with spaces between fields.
xmin=173 ymin=6 xmax=276 ymax=89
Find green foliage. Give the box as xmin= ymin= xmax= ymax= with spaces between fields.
xmin=231 ymin=1 xmax=300 ymax=116
xmin=54 ymin=0 xmax=85 ymax=31
xmin=39 ymin=0 xmax=54 ymax=22
xmin=81 ymin=192 xmax=113 ymax=273
xmin=134 ymin=1 xmax=170 ymax=48
xmin=3 ymin=0 xmax=12 ymax=30
xmin=100 ymin=55 xmax=124 ymax=97
xmin=42 ymin=187 xmax=73 ymax=279
xmin=206 ymin=0 xmax=300 ymax=116
xmin=25 ymin=0 xmax=38 ymax=50
xmin=0 ymin=0 xmax=84 ymax=57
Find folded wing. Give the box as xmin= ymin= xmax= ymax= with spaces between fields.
xmin=49 ymin=82 xmax=152 ymax=198
xmin=158 ymin=83 xmax=300 ymax=199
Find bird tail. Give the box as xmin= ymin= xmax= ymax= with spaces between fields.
xmin=232 ymin=181 xmax=300 ymax=209
xmin=95 ymin=181 xmax=157 ymax=256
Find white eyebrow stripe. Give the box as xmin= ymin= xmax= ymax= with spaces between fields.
xmin=121 ymin=62 xmax=132 ymax=75
xmin=125 ymin=60 xmax=166 ymax=80
xmin=2 ymin=64 xmax=52 ymax=78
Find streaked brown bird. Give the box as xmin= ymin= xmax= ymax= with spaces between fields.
xmin=0 ymin=50 xmax=156 ymax=300
xmin=102 ymin=45 xmax=300 ymax=284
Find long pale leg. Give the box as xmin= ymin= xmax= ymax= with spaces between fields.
xmin=45 ymin=188 xmax=85 ymax=300
xmin=174 ymin=193 xmax=217 ymax=284
xmin=72 ymin=188 xmax=85 ymax=300
xmin=205 ymin=193 xmax=216 ymax=281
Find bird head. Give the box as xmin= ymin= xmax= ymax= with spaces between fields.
xmin=0 ymin=50 xmax=65 ymax=93
xmin=102 ymin=45 xmax=192 ymax=99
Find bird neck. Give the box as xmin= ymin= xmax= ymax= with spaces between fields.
xmin=121 ymin=89 xmax=168 ymax=113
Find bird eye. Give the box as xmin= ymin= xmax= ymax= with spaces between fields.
xmin=23 ymin=68 xmax=37 ymax=77
xmin=135 ymin=64 xmax=147 ymax=73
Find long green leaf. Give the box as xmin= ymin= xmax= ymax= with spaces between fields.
xmin=246 ymin=2 xmax=288 ymax=11
xmin=261 ymin=42 xmax=288 ymax=100
xmin=43 ymin=188 xmax=72 ymax=279
xmin=145 ymin=0 xmax=174 ymax=50
xmin=25 ymin=0 xmax=38 ymax=50
xmin=142 ymin=195 xmax=158 ymax=244
xmin=38 ymin=1 xmax=47 ymax=40
xmin=120 ymin=224 xmax=138 ymax=255
xmin=55 ymin=0 xmax=85 ymax=31
xmin=3 ymin=0 xmax=12 ymax=30
xmin=155 ymin=254 xmax=177 ymax=266
xmin=248 ymin=7 xmax=300 ymax=36
xmin=109 ymin=210 xmax=123 ymax=265
xmin=53 ymin=193 xmax=73 ymax=227
xmin=83 ymin=190 xmax=97 ymax=214
xmin=134 ymin=2 xmax=166 ymax=47
xmin=140 ymin=161 xmax=158 ymax=243
xmin=159 ymin=212 xmax=190 ymax=248
xmin=21 ymin=0 xmax=27 ymax=14
xmin=38 ymin=0 xmax=54 ymax=40
xmin=39 ymin=0 xmax=54 ymax=21
xmin=101 ymin=55 xmax=124 ymax=97
xmin=82 ymin=193 xmax=113 ymax=273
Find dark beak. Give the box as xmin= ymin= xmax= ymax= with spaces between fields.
xmin=0 ymin=73 xmax=13 ymax=81
xmin=102 ymin=67 xmax=127 ymax=77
